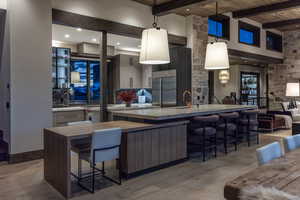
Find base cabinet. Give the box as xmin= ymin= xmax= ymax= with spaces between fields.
xmin=53 ymin=111 xmax=86 ymax=127
xmin=122 ymin=123 xmax=187 ymax=176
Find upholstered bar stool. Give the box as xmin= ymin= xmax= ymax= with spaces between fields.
xmin=217 ymin=112 xmax=239 ymax=154
xmin=239 ymin=110 xmax=259 ymax=146
xmin=189 ymin=115 xmax=219 ymax=161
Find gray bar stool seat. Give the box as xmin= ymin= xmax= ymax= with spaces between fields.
xmin=189 ymin=115 xmax=219 ymax=161
xmin=217 ymin=112 xmax=239 ymax=154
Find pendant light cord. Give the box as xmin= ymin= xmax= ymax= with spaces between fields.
xmin=152 ymin=0 xmax=160 ymax=29
xmin=215 ymin=1 xmax=218 ymax=42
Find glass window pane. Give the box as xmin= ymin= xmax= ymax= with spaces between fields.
xmin=90 ymin=61 xmax=100 ymax=104
xmin=208 ymin=19 xmax=223 ymax=37
xmin=239 ymin=29 xmax=254 ymax=44
xmin=70 ymin=60 xmax=88 ymax=103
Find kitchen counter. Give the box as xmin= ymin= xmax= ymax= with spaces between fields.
xmin=52 ymin=103 xmax=157 ymax=112
xmin=111 ymin=104 xmax=257 ymax=121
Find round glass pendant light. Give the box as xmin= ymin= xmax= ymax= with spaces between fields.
xmin=139 ymin=1 xmax=170 ymax=65
xmin=219 ymin=70 xmax=230 ymax=84
xmin=204 ymin=2 xmax=230 ymax=70
xmin=139 ymin=28 xmax=170 ymax=65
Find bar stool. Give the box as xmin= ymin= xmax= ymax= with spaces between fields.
xmin=77 ymin=128 xmax=122 ymax=193
xmin=189 ymin=115 xmax=219 ymax=161
xmin=218 ymin=112 xmax=239 ymax=154
xmin=240 ymin=110 xmax=259 ymax=146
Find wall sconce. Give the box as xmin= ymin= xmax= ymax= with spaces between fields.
xmin=219 ymin=70 xmax=230 ymax=84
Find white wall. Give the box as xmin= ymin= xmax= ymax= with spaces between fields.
xmin=8 ymin=0 xmax=52 ymax=154
xmin=0 ymin=0 xmax=6 ymax=9
xmin=208 ymin=13 xmax=284 ymax=59
xmin=51 ymin=0 xmax=186 ymax=37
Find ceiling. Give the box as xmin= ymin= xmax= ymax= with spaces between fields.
xmin=52 ymin=24 xmax=141 ymax=52
xmin=132 ymin=0 xmax=300 ymax=31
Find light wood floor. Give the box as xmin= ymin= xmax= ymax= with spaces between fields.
xmin=0 ymin=130 xmax=291 ymax=200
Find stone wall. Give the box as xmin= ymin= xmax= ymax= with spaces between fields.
xmin=186 ymin=15 xmax=209 ymax=104
xmin=268 ymin=30 xmax=300 ymax=110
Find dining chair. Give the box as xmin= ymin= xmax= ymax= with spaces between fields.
xmin=77 ymin=128 xmax=122 ymax=193
xmin=256 ymin=142 xmax=283 ymax=165
xmin=283 ymin=135 xmax=300 ymax=153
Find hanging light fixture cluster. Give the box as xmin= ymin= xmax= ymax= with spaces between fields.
xmin=205 ymin=2 xmax=230 ymax=71
xmin=139 ymin=0 xmax=170 ymax=65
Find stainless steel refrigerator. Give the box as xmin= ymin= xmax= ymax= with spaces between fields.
xmin=152 ymin=76 xmax=176 ymax=107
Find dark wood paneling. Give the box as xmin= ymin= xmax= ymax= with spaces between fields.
xmin=123 ymin=124 xmax=187 ymax=175
xmin=263 ymin=18 xmax=300 ymax=29
xmin=232 ymin=0 xmax=300 ymax=18
xmin=152 ymin=0 xmax=215 ymax=16
xmin=52 ymin=9 xmax=187 ymax=46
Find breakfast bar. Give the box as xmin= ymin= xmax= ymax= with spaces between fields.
xmin=44 ymin=120 xmax=188 ymax=199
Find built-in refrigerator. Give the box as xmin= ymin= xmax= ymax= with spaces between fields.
xmin=152 ymin=76 xmax=177 ymax=107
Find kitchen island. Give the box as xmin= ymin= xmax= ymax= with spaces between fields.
xmin=44 ymin=120 xmax=188 ymax=199
xmin=111 ymin=104 xmax=257 ymax=122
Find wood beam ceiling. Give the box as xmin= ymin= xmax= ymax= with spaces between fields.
xmin=263 ymin=18 xmax=300 ymax=29
xmin=152 ymin=0 xmax=216 ymax=16
xmin=232 ymin=0 xmax=300 ymax=19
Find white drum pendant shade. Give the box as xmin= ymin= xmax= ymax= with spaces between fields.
xmin=205 ymin=42 xmax=230 ymax=70
xmin=139 ymin=28 xmax=170 ymax=65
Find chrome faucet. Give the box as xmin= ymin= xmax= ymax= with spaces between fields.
xmin=183 ymin=90 xmax=192 ymax=108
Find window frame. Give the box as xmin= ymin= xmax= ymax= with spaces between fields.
xmin=266 ymin=31 xmax=283 ymax=53
xmin=208 ymin=14 xmax=230 ymax=40
xmin=238 ymin=21 xmax=260 ymax=47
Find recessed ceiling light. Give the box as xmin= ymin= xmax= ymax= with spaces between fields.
xmin=76 ymin=28 xmax=82 ymax=32
xmin=92 ymin=38 xmax=97 ymax=42
xmin=117 ymin=42 xmax=121 ymax=46
xmin=186 ymin=8 xmax=190 ymax=12
xmin=64 ymin=34 xmax=70 ymax=38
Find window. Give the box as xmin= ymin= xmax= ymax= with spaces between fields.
xmin=239 ymin=21 xmax=260 ymax=47
xmin=70 ymin=60 xmax=100 ymax=104
xmin=266 ymin=31 xmax=282 ymax=52
xmin=208 ymin=15 xmax=230 ymax=40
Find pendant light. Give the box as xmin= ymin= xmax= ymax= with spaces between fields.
xmin=139 ymin=0 xmax=170 ymax=65
xmin=219 ymin=70 xmax=230 ymax=84
xmin=205 ymin=2 xmax=229 ymax=70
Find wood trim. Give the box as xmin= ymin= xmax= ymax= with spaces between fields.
xmin=0 ymin=9 xmax=6 ymax=70
xmin=263 ymin=18 xmax=300 ymax=29
xmin=152 ymin=0 xmax=215 ymax=16
xmin=232 ymin=0 xmax=300 ymax=18
xmin=228 ymin=48 xmax=283 ymax=64
xmin=9 ymin=150 xmax=44 ymax=164
xmin=52 ymin=9 xmax=187 ymax=46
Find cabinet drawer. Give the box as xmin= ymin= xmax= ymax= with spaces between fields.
xmin=53 ymin=111 xmax=85 ymax=125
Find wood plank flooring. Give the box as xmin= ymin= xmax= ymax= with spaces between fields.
xmin=0 ymin=130 xmax=291 ymax=200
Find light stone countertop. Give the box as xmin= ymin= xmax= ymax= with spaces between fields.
xmin=111 ymin=104 xmax=257 ymax=121
xmin=52 ymin=103 xmax=157 ymax=112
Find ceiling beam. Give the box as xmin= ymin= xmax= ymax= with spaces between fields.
xmin=232 ymin=0 xmax=300 ymax=19
xmin=263 ymin=18 xmax=300 ymax=29
xmin=152 ymin=0 xmax=216 ymax=16
xmin=52 ymin=9 xmax=187 ymax=46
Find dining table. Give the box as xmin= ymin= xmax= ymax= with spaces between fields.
xmin=224 ymin=148 xmax=300 ymax=200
